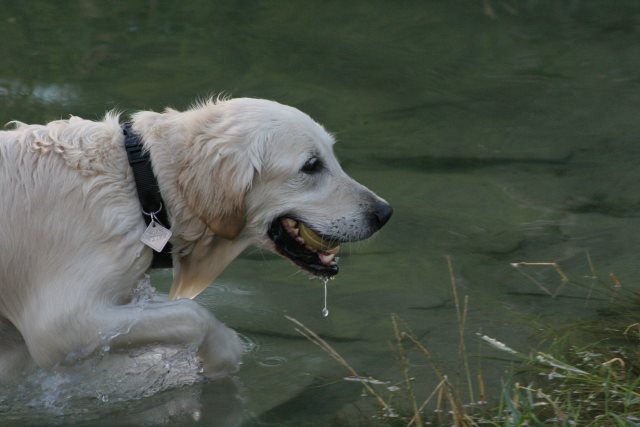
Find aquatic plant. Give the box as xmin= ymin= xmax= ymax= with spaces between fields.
xmin=288 ymin=255 xmax=640 ymax=426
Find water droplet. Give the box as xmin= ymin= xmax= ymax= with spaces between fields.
xmin=322 ymin=279 xmax=329 ymax=317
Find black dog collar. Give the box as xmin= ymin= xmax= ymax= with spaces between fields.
xmin=122 ymin=122 xmax=173 ymax=268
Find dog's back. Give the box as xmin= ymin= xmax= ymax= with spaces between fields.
xmin=0 ymin=117 xmax=151 ymax=369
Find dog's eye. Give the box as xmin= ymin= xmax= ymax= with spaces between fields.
xmin=301 ymin=157 xmax=322 ymax=174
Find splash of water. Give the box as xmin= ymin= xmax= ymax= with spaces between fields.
xmin=0 ymin=277 xmax=205 ymax=420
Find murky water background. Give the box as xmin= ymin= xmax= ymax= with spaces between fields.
xmin=2 ymin=1 xmax=640 ymax=425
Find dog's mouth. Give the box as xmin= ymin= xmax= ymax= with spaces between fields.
xmin=267 ymin=217 xmax=341 ymax=278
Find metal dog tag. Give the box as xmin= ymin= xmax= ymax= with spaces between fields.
xmin=140 ymin=221 xmax=172 ymax=252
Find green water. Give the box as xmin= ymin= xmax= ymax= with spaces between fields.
xmin=2 ymin=1 xmax=640 ymax=425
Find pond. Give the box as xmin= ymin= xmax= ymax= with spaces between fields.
xmin=1 ymin=1 xmax=640 ymax=425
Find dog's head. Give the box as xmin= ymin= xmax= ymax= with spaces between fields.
xmin=242 ymin=103 xmax=392 ymax=278
xmin=156 ymin=98 xmax=391 ymax=298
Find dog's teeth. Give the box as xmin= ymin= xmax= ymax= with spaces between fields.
xmin=327 ymin=245 xmax=340 ymax=255
xmin=319 ymin=253 xmax=336 ymax=265
xmin=283 ymin=218 xmax=297 ymax=228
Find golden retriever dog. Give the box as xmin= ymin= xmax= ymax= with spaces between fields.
xmin=0 ymin=97 xmax=392 ymax=380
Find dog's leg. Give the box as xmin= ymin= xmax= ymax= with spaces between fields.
xmin=19 ymin=299 xmax=242 ymax=379
xmin=103 ymin=300 xmax=243 ymax=377
xmin=170 ymin=237 xmax=249 ymax=300
xmin=0 ymin=319 xmax=35 ymax=380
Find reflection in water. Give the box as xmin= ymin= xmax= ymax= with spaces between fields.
xmin=31 ymin=83 xmax=80 ymax=105
xmin=0 ymin=79 xmax=80 ymax=105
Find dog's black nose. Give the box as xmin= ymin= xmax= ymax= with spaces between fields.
xmin=372 ymin=201 xmax=393 ymax=230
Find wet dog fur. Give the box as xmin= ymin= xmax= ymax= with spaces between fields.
xmin=0 ymin=97 xmax=391 ymax=379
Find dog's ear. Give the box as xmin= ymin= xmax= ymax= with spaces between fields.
xmin=178 ymin=139 xmax=254 ymax=240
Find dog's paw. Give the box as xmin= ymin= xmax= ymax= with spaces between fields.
xmin=199 ymin=321 xmax=243 ymax=379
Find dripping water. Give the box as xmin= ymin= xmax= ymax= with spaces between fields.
xmin=321 ymin=278 xmax=329 ymax=317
